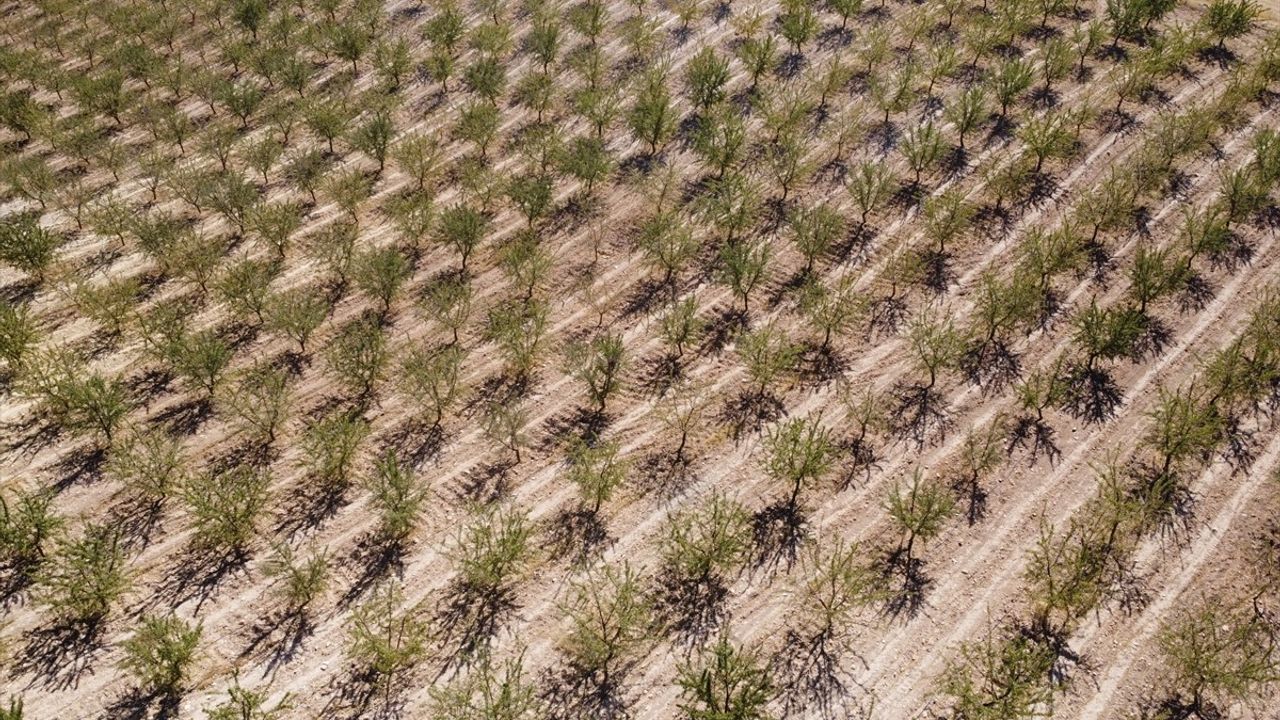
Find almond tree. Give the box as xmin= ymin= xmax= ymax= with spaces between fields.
xmin=676 ymin=630 xmax=776 ymax=720
xmin=566 ymin=333 xmax=627 ymax=413
xmin=300 ymin=411 xmax=369 ymax=493
xmin=763 ymin=416 xmax=835 ymax=509
xmin=120 ymin=614 xmax=202 ymax=700
xmin=106 ymin=429 xmax=187 ymax=506
xmin=266 ymin=286 xmax=330 ymax=354
xmin=262 ymin=543 xmax=330 ymax=619
xmin=347 ymin=581 xmax=429 ymax=704
xmin=431 ymin=651 xmax=542 ymax=719
xmin=0 ymin=486 xmax=61 ymax=581
xmin=560 ymin=563 xmax=652 ymax=687
xmin=183 ymin=464 xmax=270 ymax=557
xmin=1154 ymin=603 xmax=1279 ymax=718
xmin=566 ymin=438 xmax=628 ymax=514
xmin=325 ymin=315 xmax=387 ymax=401
xmin=37 ymin=522 xmax=129 ymax=626
xmin=364 ymin=450 xmax=427 ymax=545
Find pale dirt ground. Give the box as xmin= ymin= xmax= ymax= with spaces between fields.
xmin=1 ymin=0 xmax=1278 ymax=719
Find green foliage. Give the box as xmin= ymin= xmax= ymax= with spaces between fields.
xmin=884 ymin=469 xmax=956 ymax=563
xmin=940 ymin=625 xmax=1058 ymax=720
xmin=718 ymin=240 xmax=771 ymax=313
xmin=205 ymin=675 xmax=292 ymax=720
xmin=437 ymin=203 xmax=489 ymax=271
xmin=451 ymin=505 xmax=533 ymax=592
xmin=1156 ymin=603 xmax=1279 ymax=716
xmin=325 ymin=315 xmax=387 ymax=399
xmin=0 ymin=212 xmax=61 ymax=280
xmin=0 ymin=485 xmax=61 ymax=571
xmin=364 ymin=450 xmax=427 ymax=543
xmin=107 ymin=428 xmax=187 ymax=504
xmin=300 ymin=410 xmax=369 ymax=491
xmin=267 ymin=286 xmax=329 ymax=353
xmin=183 ymin=464 xmax=270 ymax=554
xmin=430 ymin=650 xmax=543 ymax=720
xmin=560 ymin=563 xmax=652 ymax=681
xmin=0 ymin=300 xmax=37 ymax=373
xmin=353 ymin=245 xmax=410 ymax=313
xmin=219 ymin=257 xmax=278 ymax=325
xmin=262 ymin=544 xmax=329 ymax=616
xmin=663 ymin=493 xmax=751 ymax=584
xmin=685 ymin=48 xmax=731 ymax=110
xmin=401 ymin=344 xmax=465 ymax=428
xmin=346 ymin=582 xmax=429 ymax=696
xmin=221 ymin=361 xmax=293 ymax=444
xmin=17 ymin=348 xmax=130 ymax=443
xmin=787 ymin=202 xmax=843 ymax=273
xmin=629 ymin=70 xmax=678 ymax=154
xmin=566 ymin=438 xmax=627 ymax=513
xmin=763 ymin=416 xmax=835 ymax=507
xmin=736 ymin=323 xmax=799 ymax=397
xmin=676 ymin=630 xmax=776 ymax=720
xmin=37 ymin=522 xmax=129 ymax=624
xmin=566 ymin=332 xmax=627 ymax=412
xmin=486 ymin=300 xmax=549 ymax=379
xmin=120 ymin=614 xmax=202 ymax=696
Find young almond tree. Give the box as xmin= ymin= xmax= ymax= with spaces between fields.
xmin=1154 ymin=602 xmax=1279 ymax=717
xmin=347 ymin=581 xmax=429 ymax=705
xmin=401 ymin=344 xmax=465 ymax=430
xmin=763 ymin=416 xmax=835 ymax=509
xmin=120 ymin=614 xmax=202 ymax=700
xmin=37 ymin=522 xmax=129 ymax=626
xmin=566 ymin=333 xmax=627 ymax=413
xmin=364 ymin=450 xmax=427 ymax=546
xmin=676 ymin=629 xmax=776 ymax=720
xmin=262 ymin=543 xmax=330 ymax=619
xmin=560 ymin=562 xmax=652 ymax=687
xmin=885 ymin=466 xmax=957 ymax=576
xmin=325 ymin=314 xmax=387 ymax=401
xmin=182 ymin=464 xmax=270 ymax=557
xmin=431 ymin=650 xmax=543 ymax=719
xmin=0 ymin=485 xmax=62 ymax=579
xmin=566 ymin=438 xmax=628 ymax=514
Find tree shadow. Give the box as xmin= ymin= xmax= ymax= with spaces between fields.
xmin=960 ymin=339 xmax=1021 ymax=392
xmin=152 ymin=395 xmax=213 ymax=436
xmin=876 ymin=547 xmax=933 ymax=619
xmin=771 ymin=627 xmax=868 ymax=720
xmin=380 ymin=419 xmax=446 ymax=468
xmin=632 ymin=451 xmax=695 ymax=500
xmin=542 ymin=662 xmax=634 ymax=720
xmin=919 ymin=249 xmax=955 ymax=295
xmin=540 ymin=406 xmax=610 ymax=450
xmin=433 ymin=581 xmax=519 ymax=670
xmin=147 ymin=544 xmax=248 ymax=614
xmin=0 ymin=413 xmax=62 ymax=457
xmin=1062 ymin=365 xmax=1123 ymax=424
xmin=547 ymin=507 xmax=612 ymax=566
xmin=49 ymin=443 xmax=106 ymax=491
xmin=658 ymin=571 xmax=730 ymax=647
xmin=797 ymin=342 xmax=848 ymax=385
xmin=720 ymin=389 xmax=785 ymax=441
xmin=338 ymin=533 xmax=405 ymax=610
xmin=950 ymin=473 xmax=988 ymax=526
xmin=456 ymin=460 xmax=515 ymax=505
xmin=751 ymin=500 xmax=809 ymax=575
xmin=241 ymin=608 xmax=315 ymax=677
xmin=888 ymin=381 xmax=951 ymax=448
xmin=1006 ymin=414 xmax=1062 ymax=466
xmin=100 ymin=687 xmax=181 ymax=720
xmin=275 ymin=481 xmax=348 ymax=538
xmin=10 ymin=619 xmax=106 ymax=691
